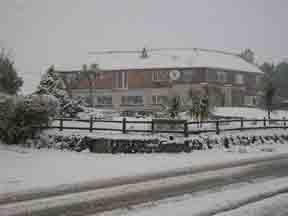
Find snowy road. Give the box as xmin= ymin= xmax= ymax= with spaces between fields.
xmin=215 ymin=193 xmax=288 ymax=216
xmin=2 ymin=143 xmax=288 ymax=195
xmin=98 ymin=178 xmax=288 ymax=216
xmin=1 ymin=157 xmax=288 ymax=216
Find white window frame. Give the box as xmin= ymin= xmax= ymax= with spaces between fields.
xmin=244 ymin=96 xmax=257 ymax=106
xmin=152 ymin=95 xmax=168 ymax=105
xmin=152 ymin=71 xmax=169 ymax=81
xmin=97 ymin=96 xmax=112 ymax=105
xmin=114 ymin=71 xmax=128 ymax=89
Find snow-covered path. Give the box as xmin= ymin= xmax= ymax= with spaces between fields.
xmin=2 ymin=143 xmax=288 ymax=194
xmin=1 ymin=159 xmax=288 ymax=216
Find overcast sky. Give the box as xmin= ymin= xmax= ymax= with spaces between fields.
xmin=1 ymin=0 xmax=287 ymax=93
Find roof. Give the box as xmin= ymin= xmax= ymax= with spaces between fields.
xmin=91 ymin=49 xmax=263 ymax=74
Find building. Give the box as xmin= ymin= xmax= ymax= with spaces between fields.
xmin=55 ymin=48 xmax=264 ymax=111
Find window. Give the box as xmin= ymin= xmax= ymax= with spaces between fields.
xmin=121 ymin=96 xmax=143 ymax=105
xmin=181 ymin=70 xmax=193 ymax=81
xmin=66 ymin=73 xmax=77 ymax=81
xmin=152 ymin=95 xmax=168 ymax=105
xmin=114 ymin=72 xmax=128 ymax=88
xmin=152 ymin=71 xmax=169 ymax=81
xmin=216 ymin=71 xmax=227 ymax=82
xmin=217 ymin=71 xmax=227 ymax=82
xmin=206 ymin=70 xmax=217 ymax=81
xmin=97 ymin=96 xmax=112 ymax=105
xmin=244 ymin=96 xmax=257 ymax=106
xmin=235 ymin=74 xmax=244 ymax=84
xmin=256 ymin=75 xmax=262 ymax=85
xmin=96 ymin=72 xmax=104 ymax=80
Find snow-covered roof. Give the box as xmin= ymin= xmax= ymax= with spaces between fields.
xmin=92 ymin=49 xmax=263 ymax=74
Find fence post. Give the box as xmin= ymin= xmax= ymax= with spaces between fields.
xmin=283 ymin=117 xmax=286 ymax=129
xmin=240 ymin=118 xmax=244 ymax=131
xmin=263 ymin=117 xmax=266 ymax=128
xmin=151 ymin=120 xmax=155 ymax=134
xmin=184 ymin=121 xmax=188 ymax=137
xmin=59 ymin=118 xmax=63 ymax=131
xmin=89 ymin=116 xmax=93 ymax=132
xmin=122 ymin=117 xmax=127 ymax=134
xmin=216 ymin=120 xmax=220 ymax=135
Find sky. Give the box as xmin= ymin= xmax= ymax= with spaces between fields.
xmin=0 ymin=0 xmax=288 ymax=93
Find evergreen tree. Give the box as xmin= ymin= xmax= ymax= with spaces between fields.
xmin=36 ymin=65 xmax=67 ymax=98
xmin=263 ymin=81 xmax=276 ymax=120
xmin=274 ymin=62 xmax=288 ymax=98
xmin=0 ymin=50 xmax=23 ymax=94
xmin=35 ymin=66 xmax=84 ymax=118
xmin=260 ymin=62 xmax=277 ymax=120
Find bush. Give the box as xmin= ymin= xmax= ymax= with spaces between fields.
xmin=61 ymin=98 xmax=84 ymax=118
xmin=0 ymin=94 xmax=57 ymax=144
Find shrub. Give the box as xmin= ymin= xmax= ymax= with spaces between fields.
xmin=0 ymin=95 xmax=57 ymax=144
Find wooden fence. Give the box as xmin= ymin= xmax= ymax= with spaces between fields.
xmin=36 ymin=117 xmax=288 ymax=137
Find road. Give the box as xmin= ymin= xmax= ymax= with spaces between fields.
xmin=215 ymin=193 xmax=288 ymax=216
xmin=1 ymin=157 xmax=288 ymax=216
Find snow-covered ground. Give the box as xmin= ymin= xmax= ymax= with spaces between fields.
xmin=77 ymin=106 xmax=288 ymax=121
xmin=97 ymin=177 xmax=288 ymax=216
xmin=1 ymin=141 xmax=288 ymax=194
xmin=216 ymin=193 xmax=288 ymax=216
xmin=213 ymin=107 xmax=288 ymax=119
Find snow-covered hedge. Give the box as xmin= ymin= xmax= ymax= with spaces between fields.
xmin=27 ymin=131 xmax=288 ymax=153
xmin=0 ymin=95 xmax=56 ymax=144
xmin=26 ymin=134 xmax=91 ymax=152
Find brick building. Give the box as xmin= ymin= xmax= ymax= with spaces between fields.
xmin=56 ymin=49 xmax=263 ymax=111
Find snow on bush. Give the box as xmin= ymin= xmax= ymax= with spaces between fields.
xmin=27 ymin=128 xmax=288 ymax=153
xmin=35 ymin=66 xmax=86 ymax=118
xmin=0 ymin=94 xmax=56 ymax=144
xmin=25 ymin=134 xmax=92 ymax=152
xmin=77 ymin=107 xmax=120 ymax=120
